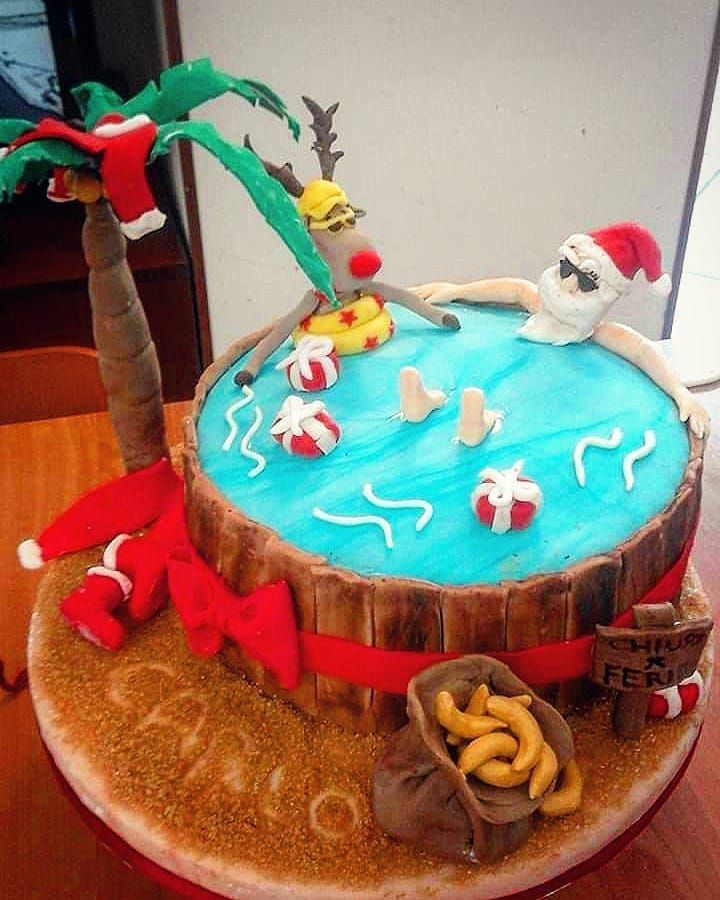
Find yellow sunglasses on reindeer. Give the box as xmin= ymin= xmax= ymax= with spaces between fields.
xmin=308 ymin=206 xmax=365 ymax=232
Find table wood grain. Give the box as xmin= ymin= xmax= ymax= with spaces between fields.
xmin=1 ymin=396 xmax=718 ymax=900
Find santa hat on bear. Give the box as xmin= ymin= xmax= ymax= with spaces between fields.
xmin=565 ymin=222 xmax=672 ymax=297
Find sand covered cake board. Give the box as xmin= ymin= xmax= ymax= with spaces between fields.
xmin=28 ymin=556 xmax=713 ymax=899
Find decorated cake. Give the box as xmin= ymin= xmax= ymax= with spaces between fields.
xmin=6 ymin=60 xmax=714 ymax=899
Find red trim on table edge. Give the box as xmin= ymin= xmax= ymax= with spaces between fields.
xmin=42 ymin=729 xmax=702 ymax=900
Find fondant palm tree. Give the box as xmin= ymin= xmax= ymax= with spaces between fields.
xmin=0 ymin=59 xmax=334 ymax=471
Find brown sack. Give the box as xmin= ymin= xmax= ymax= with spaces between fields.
xmin=372 ymin=656 xmax=574 ymax=863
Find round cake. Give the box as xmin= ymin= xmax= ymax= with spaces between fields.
xmin=185 ymin=303 xmax=703 ymax=732
xmin=11 ymin=58 xmax=713 ymax=900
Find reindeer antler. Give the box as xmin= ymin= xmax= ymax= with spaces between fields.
xmin=243 ymin=134 xmax=304 ymax=198
xmin=302 ymin=96 xmax=344 ymax=182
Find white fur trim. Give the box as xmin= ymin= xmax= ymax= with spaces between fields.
xmin=102 ymin=534 xmax=132 ymax=571
xmin=87 ymin=565 xmax=133 ymax=600
xmin=17 ymin=538 xmax=43 ymax=570
xmin=650 ymin=272 xmax=672 ymax=298
xmin=120 ymin=208 xmax=167 ymax=240
xmin=93 ymin=113 xmax=152 ymax=138
xmin=76 ymin=623 xmax=109 ymax=649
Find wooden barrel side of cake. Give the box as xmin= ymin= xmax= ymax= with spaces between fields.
xmin=313 ymin=567 xmax=376 ymax=730
xmin=557 ymin=440 xmax=703 ymax=708
xmin=370 ymin=578 xmax=444 ymax=731
xmin=186 ymin=354 xmax=705 ymax=733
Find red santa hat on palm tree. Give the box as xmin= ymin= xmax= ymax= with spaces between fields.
xmin=562 ymin=222 xmax=672 ymax=297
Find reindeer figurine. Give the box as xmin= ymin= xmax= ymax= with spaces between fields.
xmin=234 ymin=97 xmax=460 ymax=386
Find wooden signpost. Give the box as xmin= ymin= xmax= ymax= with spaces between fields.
xmin=591 ymin=602 xmax=712 ymax=738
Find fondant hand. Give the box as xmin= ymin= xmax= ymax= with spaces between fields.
xmin=409 ymin=282 xmax=461 ymax=304
xmin=676 ymin=389 xmax=710 ymax=439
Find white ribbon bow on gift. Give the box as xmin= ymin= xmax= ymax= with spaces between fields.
xmin=270 ymin=396 xmax=328 ymax=437
xmin=275 ymin=335 xmax=336 ymax=382
xmin=270 ymin=395 xmax=338 ymax=456
xmin=473 ymin=460 xmax=543 ymax=534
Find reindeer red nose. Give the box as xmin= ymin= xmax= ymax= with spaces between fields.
xmin=349 ymin=249 xmax=382 ymax=279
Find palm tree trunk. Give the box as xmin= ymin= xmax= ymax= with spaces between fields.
xmin=82 ymin=199 xmax=168 ymax=471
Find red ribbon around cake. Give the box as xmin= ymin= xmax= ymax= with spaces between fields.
xmin=295 ymin=528 xmax=695 ymax=692
xmin=22 ymin=461 xmax=696 ymax=695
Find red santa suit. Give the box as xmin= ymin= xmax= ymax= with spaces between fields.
xmin=10 ymin=114 xmax=166 ymax=239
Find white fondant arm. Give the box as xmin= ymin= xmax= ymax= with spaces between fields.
xmin=370 ymin=282 xmax=460 ymax=329
xmin=592 ymin=321 xmax=710 ymax=439
xmin=410 ymin=278 xmax=541 ymax=314
xmin=236 ymin=291 xmax=318 ymax=384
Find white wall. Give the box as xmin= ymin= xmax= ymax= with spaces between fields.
xmin=178 ymin=0 xmax=718 ymax=354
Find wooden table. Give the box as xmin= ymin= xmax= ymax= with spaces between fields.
xmin=1 ymin=398 xmax=718 ymax=900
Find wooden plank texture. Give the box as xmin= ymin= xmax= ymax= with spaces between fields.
xmin=314 ymin=567 xmax=375 ymax=732
xmin=440 ymin=584 xmax=508 ymax=653
xmin=371 ymin=578 xmax=443 ymax=732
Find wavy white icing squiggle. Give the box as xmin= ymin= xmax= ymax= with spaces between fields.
xmin=222 ymin=386 xmax=254 ymax=451
xmin=240 ymin=406 xmax=266 ymax=478
xmin=573 ymin=426 xmax=623 ymax=487
xmin=623 ymin=430 xmax=656 ymax=491
xmin=362 ymin=483 xmax=433 ymax=531
xmin=312 ymin=506 xmax=394 ymax=549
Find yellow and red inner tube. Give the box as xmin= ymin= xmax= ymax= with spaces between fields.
xmin=292 ymin=293 xmax=394 ymax=355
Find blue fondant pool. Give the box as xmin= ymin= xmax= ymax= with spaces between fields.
xmin=197 ymin=305 xmax=689 ymax=585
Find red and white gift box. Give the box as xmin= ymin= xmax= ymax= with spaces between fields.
xmin=275 ymin=335 xmax=340 ymax=392
xmin=270 ymin=395 xmax=341 ymax=458
xmin=471 ymin=461 xmax=542 ymax=534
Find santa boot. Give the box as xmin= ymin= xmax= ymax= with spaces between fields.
xmin=60 ymin=566 xmax=132 ymax=651
xmin=102 ymin=533 xmax=167 ymax=622
xmin=102 ymin=497 xmax=185 ymax=621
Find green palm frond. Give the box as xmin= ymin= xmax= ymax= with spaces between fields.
xmin=0 ymin=118 xmax=35 ymax=144
xmin=152 ymin=120 xmax=334 ymax=300
xmin=73 ymin=58 xmax=300 ymax=140
xmin=0 ymin=139 xmax=91 ymax=201
xmin=70 ymin=82 xmax=125 ymax=128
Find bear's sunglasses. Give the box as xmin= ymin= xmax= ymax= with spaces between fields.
xmin=559 ymin=257 xmax=599 ymax=292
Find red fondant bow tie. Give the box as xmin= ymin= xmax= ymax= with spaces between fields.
xmin=167 ymin=546 xmax=301 ymax=691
